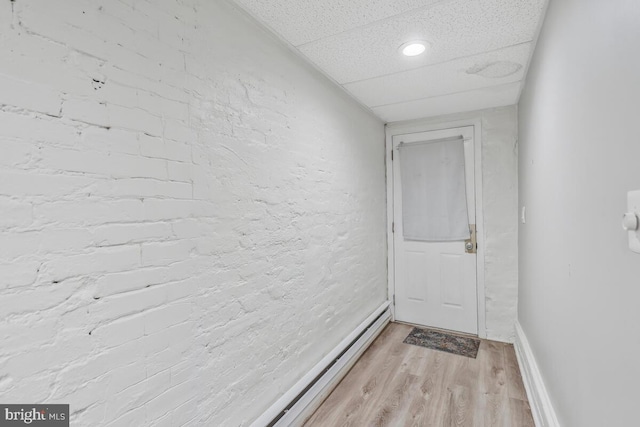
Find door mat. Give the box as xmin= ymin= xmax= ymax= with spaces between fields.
xmin=403 ymin=327 xmax=480 ymax=358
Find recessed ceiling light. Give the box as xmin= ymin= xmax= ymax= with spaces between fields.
xmin=400 ymin=41 xmax=428 ymax=57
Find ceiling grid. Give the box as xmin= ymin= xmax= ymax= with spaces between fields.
xmin=232 ymin=0 xmax=548 ymax=122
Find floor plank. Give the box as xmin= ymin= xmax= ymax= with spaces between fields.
xmin=304 ymin=323 xmax=535 ymax=427
xmin=503 ymin=344 xmax=528 ymax=401
xmin=508 ymin=398 xmax=535 ymax=427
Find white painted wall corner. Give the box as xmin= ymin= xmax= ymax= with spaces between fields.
xmin=514 ymin=321 xmax=561 ymax=427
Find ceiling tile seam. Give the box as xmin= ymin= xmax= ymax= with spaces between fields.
xmin=340 ymin=40 xmax=534 ymax=86
xmin=226 ymin=0 xmax=382 ymax=121
xmin=292 ymin=0 xmax=461 ymax=48
xmin=367 ymin=81 xmax=522 ymax=108
xmin=365 ymin=79 xmax=523 ymax=108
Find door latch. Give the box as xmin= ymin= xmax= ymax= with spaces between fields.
xmin=465 ymin=224 xmax=477 ymax=254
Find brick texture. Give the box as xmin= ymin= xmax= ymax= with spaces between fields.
xmin=0 ymin=0 xmax=387 ymax=425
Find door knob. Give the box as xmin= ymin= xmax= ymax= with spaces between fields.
xmin=464 ymin=224 xmax=477 ymax=254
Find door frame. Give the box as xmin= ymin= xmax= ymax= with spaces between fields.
xmin=385 ymin=117 xmax=487 ymax=339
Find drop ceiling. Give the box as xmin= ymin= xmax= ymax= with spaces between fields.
xmin=232 ymin=0 xmax=548 ymax=123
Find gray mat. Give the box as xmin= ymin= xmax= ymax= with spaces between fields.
xmin=403 ymin=327 xmax=480 ymax=358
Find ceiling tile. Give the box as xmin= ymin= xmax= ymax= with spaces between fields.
xmin=344 ymin=43 xmax=531 ymax=107
xmin=230 ymin=0 xmax=548 ymax=121
xmin=372 ymin=82 xmax=521 ymax=122
xmin=234 ymin=0 xmax=444 ymax=46
xmin=299 ymin=0 xmax=546 ymax=83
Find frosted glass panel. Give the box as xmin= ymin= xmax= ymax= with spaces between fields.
xmin=399 ymin=136 xmax=470 ymax=241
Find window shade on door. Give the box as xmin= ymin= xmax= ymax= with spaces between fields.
xmin=398 ymin=136 xmax=470 ymax=241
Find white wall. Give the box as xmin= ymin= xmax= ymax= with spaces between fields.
xmin=518 ymin=0 xmax=640 ymax=425
xmin=0 ymin=0 xmax=387 ymax=425
xmin=390 ymin=106 xmax=519 ymax=342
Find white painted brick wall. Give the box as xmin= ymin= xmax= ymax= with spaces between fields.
xmin=0 ymin=0 xmax=387 ymax=425
xmin=480 ymin=107 xmax=519 ymax=342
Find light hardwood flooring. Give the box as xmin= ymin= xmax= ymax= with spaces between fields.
xmin=304 ymin=322 xmax=534 ymax=427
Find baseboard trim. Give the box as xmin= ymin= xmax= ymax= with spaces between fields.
xmin=250 ymin=301 xmax=391 ymax=427
xmin=514 ymin=321 xmax=561 ymax=427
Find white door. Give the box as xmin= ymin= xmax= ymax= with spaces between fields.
xmin=392 ymin=126 xmax=477 ymax=335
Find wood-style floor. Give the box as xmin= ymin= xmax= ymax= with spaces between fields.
xmin=304 ymin=322 xmax=534 ymax=427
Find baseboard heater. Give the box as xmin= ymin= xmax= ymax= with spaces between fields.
xmin=250 ymin=301 xmax=391 ymax=427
